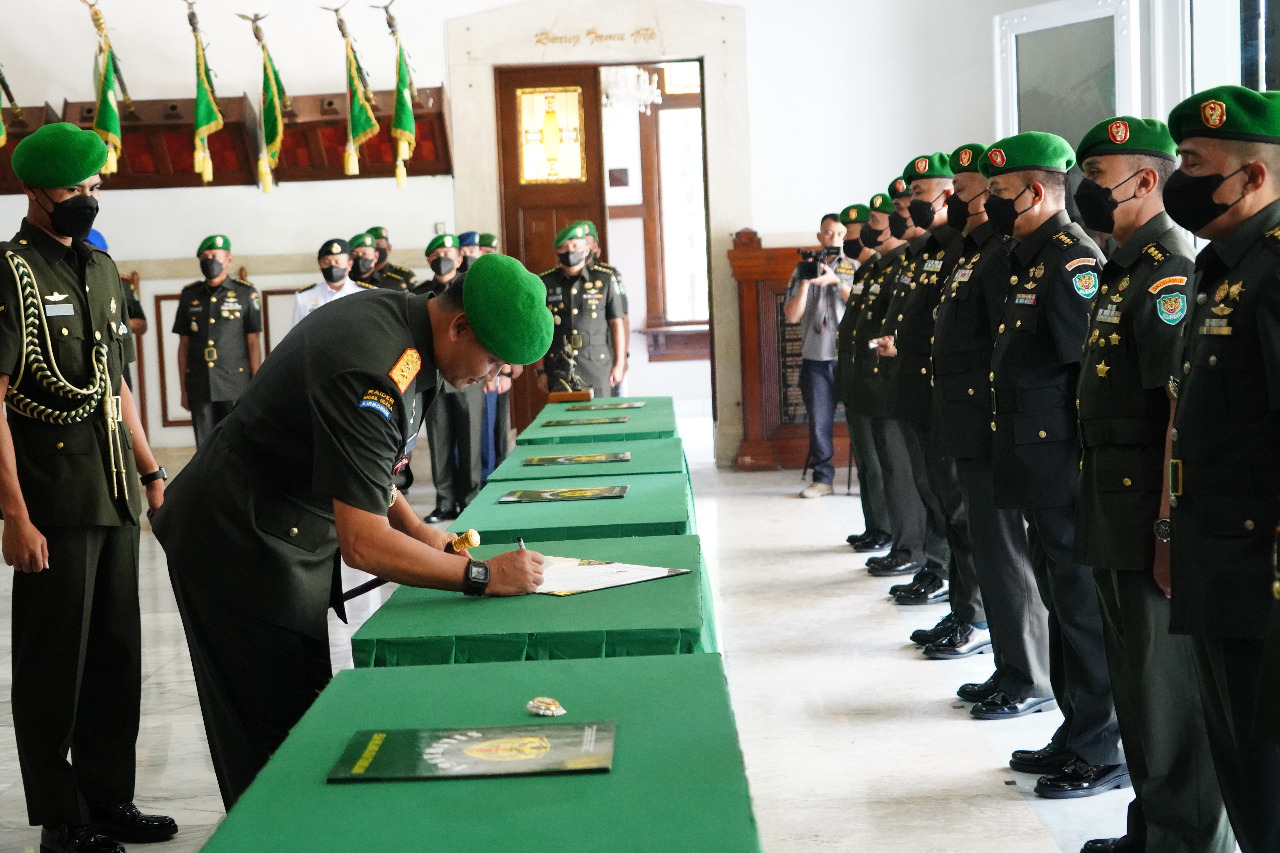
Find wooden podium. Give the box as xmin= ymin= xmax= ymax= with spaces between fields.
xmin=728 ymin=228 xmax=852 ymax=472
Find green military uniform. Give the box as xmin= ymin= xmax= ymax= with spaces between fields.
xmin=0 ymin=126 xmax=147 ymax=833
xmin=172 ymin=239 xmax=262 ymax=447
xmin=541 ymin=222 xmax=626 ymax=398
xmin=1164 ymin=85 xmax=1280 ymax=853
xmin=367 ymin=226 xmax=417 ymax=290
xmin=1072 ymin=117 xmax=1231 ymax=852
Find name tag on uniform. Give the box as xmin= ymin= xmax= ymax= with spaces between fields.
xmin=44 ymin=304 xmax=74 ymax=317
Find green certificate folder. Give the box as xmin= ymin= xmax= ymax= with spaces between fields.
xmin=497 ymin=485 xmax=629 ymax=503
xmin=543 ymin=417 xmax=631 ymax=426
xmin=327 ymin=720 xmax=616 ymax=782
xmin=523 ymin=452 xmax=632 ymax=466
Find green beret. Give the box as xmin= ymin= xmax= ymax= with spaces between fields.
xmin=478 ymin=233 xmax=498 ymax=249
xmin=349 ymin=232 xmax=376 ymax=249
xmin=11 ymin=122 xmax=109 ymax=189
xmin=553 ymin=222 xmax=590 ymax=247
xmin=570 ymin=219 xmax=599 ymax=239
xmin=887 ymin=177 xmax=912 ymax=199
xmin=462 ymin=254 xmax=553 ymax=366
xmin=425 ymin=233 xmax=458 ymax=255
xmin=196 ymin=234 xmax=231 ymax=256
xmin=868 ymin=193 xmax=894 ymax=214
xmin=1077 ymin=116 xmax=1176 ymax=162
xmin=949 ymin=143 xmax=986 ymax=174
xmin=979 ymin=131 xmax=1075 ymax=178
xmin=366 ymin=226 xmax=389 ymax=240
xmin=318 ymin=238 xmax=351 ymax=258
xmin=903 ymin=152 xmax=954 ymax=182
xmin=839 ymin=204 xmax=871 ymax=226
xmin=1168 ymin=84 xmax=1280 ymax=145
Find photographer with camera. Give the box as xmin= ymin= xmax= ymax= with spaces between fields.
xmin=783 ymin=213 xmax=856 ymax=497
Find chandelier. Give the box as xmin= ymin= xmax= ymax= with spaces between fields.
xmin=600 ymin=66 xmax=663 ymax=115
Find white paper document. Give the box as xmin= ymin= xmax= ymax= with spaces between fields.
xmin=534 ymin=555 xmax=691 ymax=596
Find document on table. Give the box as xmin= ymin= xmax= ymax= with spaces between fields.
xmin=535 ymin=555 xmax=691 ymax=596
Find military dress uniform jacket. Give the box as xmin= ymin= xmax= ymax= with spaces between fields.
xmin=589 ymin=259 xmax=629 ymax=315
xmin=0 ymin=220 xmax=140 ymax=527
xmin=540 ymin=263 xmax=626 ymax=394
xmin=880 ymin=229 xmax=962 ymax=425
xmin=990 ymin=211 xmax=1106 ymax=509
xmin=932 ymin=223 xmax=1014 ymax=460
xmin=155 ymin=289 xmax=439 ymax=638
xmin=1169 ymin=199 xmax=1280 ymax=639
xmin=172 ymin=278 xmax=262 ymax=405
xmin=845 ymin=244 xmax=908 ymax=418
xmin=1076 ymin=214 xmax=1193 ymax=574
xmin=380 ymin=262 xmax=417 ymax=290
xmin=835 ymin=253 xmax=877 ymax=407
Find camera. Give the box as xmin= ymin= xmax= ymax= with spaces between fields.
xmin=796 ymin=246 xmax=841 ymax=281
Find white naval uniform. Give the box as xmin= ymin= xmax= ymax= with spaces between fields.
xmin=291 ymin=277 xmax=371 ymax=327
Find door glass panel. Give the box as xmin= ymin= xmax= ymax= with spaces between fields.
xmin=658 ymin=108 xmax=708 ymax=322
xmin=517 ymin=86 xmax=587 ymax=184
xmin=1015 ymin=17 xmax=1116 ymax=145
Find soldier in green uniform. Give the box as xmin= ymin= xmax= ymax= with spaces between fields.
xmin=1071 ymin=116 xmax=1232 ymax=853
xmin=574 ymin=220 xmax=631 ymax=393
xmin=348 ymin=231 xmax=396 ymax=290
xmin=367 ymin=225 xmax=417 ymax=289
xmin=0 ymin=123 xmax=177 ymax=853
xmin=1163 ymin=85 xmax=1280 ymax=853
xmin=980 ymin=132 xmax=1126 ymax=797
xmin=534 ymin=222 xmax=628 ymax=398
xmin=478 ymin=232 xmax=500 ymax=254
xmin=415 ymin=234 xmax=484 ymax=522
xmin=834 ymin=203 xmax=892 ymax=551
xmin=172 ymin=235 xmax=263 ymax=448
xmin=154 ymin=253 xmax=551 ymax=808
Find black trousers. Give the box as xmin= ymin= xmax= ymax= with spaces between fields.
xmin=955 ymin=457 xmax=1048 ymax=698
xmin=1025 ymin=504 xmax=1122 ymax=765
xmin=900 ymin=421 xmax=952 ymax=576
xmin=870 ymin=417 xmax=926 ymax=563
xmin=425 ymin=384 xmax=484 ymax=511
xmin=845 ymin=411 xmax=890 ymax=536
xmin=12 ymin=525 xmax=141 ymax=827
xmin=191 ymin=399 xmax=237 ymax=448
xmin=1094 ymin=569 xmax=1233 ymax=853
xmin=1189 ymin=635 xmax=1280 ymax=853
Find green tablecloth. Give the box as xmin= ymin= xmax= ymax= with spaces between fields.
xmin=202 ymin=655 xmax=762 ymax=853
xmin=515 ymin=396 xmax=677 ymax=445
xmin=487 ymin=437 xmax=688 ymax=482
xmin=351 ymin=535 xmax=715 ymax=667
xmin=449 ymin=472 xmax=692 ymax=545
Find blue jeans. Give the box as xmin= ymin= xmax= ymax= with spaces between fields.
xmin=799 ymin=358 xmax=836 ymax=485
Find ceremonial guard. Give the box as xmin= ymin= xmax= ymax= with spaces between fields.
xmin=1164 ymin=85 xmax=1280 ymax=853
xmin=172 ymin=235 xmax=262 ymax=447
xmin=367 ymin=225 xmax=417 ymax=289
xmin=293 ymin=238 xmax=373 ymax=326
xmin=0 ymin=123 xmax=176 ymax=853
xmin=834 ymin=203 xmax=891 ymax=551
xmin=155 ymin=254 xmax=549 ymax=808
xmin=981 ymin=131 xmax=1125 ymax=797
xmin=930 ymin=143 xmax=1048 ymax=716
xmin=534 ymin=222 xmax=627 ymax=398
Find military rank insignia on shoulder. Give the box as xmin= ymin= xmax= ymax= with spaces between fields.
xmin=356 ymin=281 xmax=376 ymax=290
xmin=298 ymin=283 xmax=320 ymax=294
xmin=1052 ymin=230 xmax=1079 ymax=249
xmin=538 ymin=267 xmax=558 ymax=278
xmin=388 ymin=348 xmax=421 ymax=393
xmin=1141 ymin=241 xmax=1171 ymax=267
xmin=1264 ymin=225 xmax=1280 ymax=253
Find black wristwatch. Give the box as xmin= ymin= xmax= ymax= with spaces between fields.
xmin=139 ymin=467 xmax=167 ymax=486
xmin=462 ymin=559 xmax=490 ymax=596
xmin=1153 ymin=518 xmax=1172 ymax=543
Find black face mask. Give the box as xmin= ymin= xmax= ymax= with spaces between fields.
xmin=945 ymin=192 xmax=973 ymax=231
xmin=351 ymin=256 xmax=376 ymax=279
xmin=984 ymin=186 xmax=1032 ymax=238
xmin=888 ymin=210 xmax=911 ymax=239
xmin=459 ymin=255 xmax=475 ymax=272
xmin=375 ymin=247 xmax=389 ymax=266
xmin=908 ymin=191 xmax=947 ymax=229
xmin=859 ymin=223 xmax=884 ymax=248
xmin=40 ymin=190 xmax=99 ymax=241
xmin=557 ymin=249 xmax=586 ymax=268
xmin=1162 ymin=166 xmax=1247 ymax=234
xmin=321 ymin=265 xmax=346 ymax=284
xmin=199 ymin=258 xmax=224 ymax=280
xmin=842 ymin=237 xmax=864 ymax=258
xmin=430 ymin=256 xmax=456 ymax=277
xmin=1073 ymin=170 xmax=1143 ymax=234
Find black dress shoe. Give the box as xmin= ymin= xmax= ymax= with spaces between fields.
xmin=957 ymin=670 xmax=1000 ymax=702
xmin=910 ymin=612 xmax=957 ymax=646
xmin=423 ymin=506 xmax=457 ymax=523
xmin=888 ymin=567 xmax=929 ymax=595
xmin=88 ymin=802 xmax=179 ymax=843
xmin=867 ymin=552 xmax=922 ymax=577
xmin=1009 ymin=741 xmax=1075 ymax=774
xmin=1081 ymin=838 xmax=1139 ymax=853
xmin=923 ymin=623 xmax=991 ymax=659
xmin=40 ymin=825 xmax=124 ymax=853
xmin=894 ymin=572 xmax=949 ymax=605
xmin=1035 ymin=759 xmax=1130 ymax=799
xmin=852 ymin=531 xmax=893 ymax=552
xmin=970 ymin=691 xmax=1055 ymax=719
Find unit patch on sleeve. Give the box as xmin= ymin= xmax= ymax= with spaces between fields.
xmin=1148 ymin=276 xmax=1187 ymax=294
xmin=1072 ymin=271 xmax=1100 ymax=298
xmin=359 ymin=389 xmax=396 ymax=421
xmin=1157 ymin=292 xmax=1188 ymax=325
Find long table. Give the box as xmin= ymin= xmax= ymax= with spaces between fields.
xmin=515 ymin=396 xmax=677 ymax=445
xmin=486 ymin=436 xmax=688 ymax=482
xmin=350 ymin=534 xmax=716 ymax=667
xmin=202 ymin=655 xmax=762 ymax=852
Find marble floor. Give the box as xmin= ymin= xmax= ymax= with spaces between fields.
xmin=0 ymin=400 xmax=1154 ymax=852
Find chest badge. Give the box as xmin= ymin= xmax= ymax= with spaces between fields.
xmin=43 ymin=292 xmax=68 ymax=302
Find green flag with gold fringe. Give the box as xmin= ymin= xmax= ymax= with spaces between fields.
xmin=192 ymin=35 xmax=223 ymax=183
xmin=390 ymin=36 xmax=416 ymax=187
xmin=93 ymin=46 xmax=122 ymax=174
xmin=343 ymin=38 xmax=379 ymax=175
xmin=240 ymin=13 xmax=288 ymax=194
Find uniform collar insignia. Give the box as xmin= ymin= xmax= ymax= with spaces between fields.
xmin=43 ymin=292 xmax=68 ymax=302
